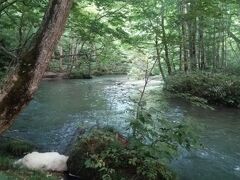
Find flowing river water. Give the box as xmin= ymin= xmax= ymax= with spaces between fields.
xmin=5 ymin=76 xmax=240 ymax=180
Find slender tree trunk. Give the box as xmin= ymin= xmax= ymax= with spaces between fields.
xmin=216 ymin=34 xmax=220 ymax=69
xmin=212 ymin=20 xmax=217 ymax=70
xmin=161 ymin=8 xmax=172 ymax=75
xmin=69 ymin=40 xmax=78 ymax=73
xmin=221 ymin=34 xmax=225 ymax=68
xmin=155 ymin=36 xmax=166 ymax=81
xmin=177 ymin=1 xmax=183 ymax=71
xmin=59 ymin=46 xmax=64 ymax=71
xmin=76 ymin=41 xmax=86 ymax=69
xmin=70 ymin=40 xmax=79 ymax=73
xmin=179 ymin=43 xmax=182 ymax=71
xmin=181 ymin=0 xmax=188 ymax=72
xmin=0 ymin=0 xmax=73 ymax=134
xmin=188 ymin=2 xmax=197 ymax=71
xmin=199 ymin=16 xmax=205 ymax=69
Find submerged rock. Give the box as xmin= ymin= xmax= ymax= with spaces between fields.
xmin=15 ymin=152 xmax=68 ymax=172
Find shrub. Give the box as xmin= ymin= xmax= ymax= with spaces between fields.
xmin=164 ymin=72 xmax=240 ymax=108
xmin=67 ymin=129 xmax=174 ymax=180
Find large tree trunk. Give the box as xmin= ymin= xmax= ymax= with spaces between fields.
xmin=0 ymin=0 xmax=73 ymax=134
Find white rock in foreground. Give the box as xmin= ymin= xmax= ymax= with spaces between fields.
xmin=15 ymin=152 xmax=68 ymax=172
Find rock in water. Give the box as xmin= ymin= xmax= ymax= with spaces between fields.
xmin=15 ymin=152 xmax=68 ymax=172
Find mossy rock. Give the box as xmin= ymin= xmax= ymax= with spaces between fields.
xmin=0 ymin=137 xmax=35 ymax=157
xmin=67 ymin=129 xmax=174 ymax=180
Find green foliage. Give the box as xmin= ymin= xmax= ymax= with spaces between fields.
xmin=164 ymin=72 xmax=240 ymax=108
xmin=67 ymin=128 xmax=174 ymax=180
xmin=223 ymin=63 xmax=240 ymax=76
xmin=0 ymin=138 xmax=35 ymax=157
xmin=0 ymin=156 xmax=13 ymax=171
xmin=130 ymin=107 xmax=198 ymax=163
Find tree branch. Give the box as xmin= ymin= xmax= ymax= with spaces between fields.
xmin=0 ymin=0 xmax=18 ymax=13
xmin=0 ymin=45 xmax=17 ymax=59
xmin=228 ymin=31 xmax=240 ymax=44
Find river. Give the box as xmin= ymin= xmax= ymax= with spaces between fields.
xmin=5 ymin=76 xmax=240 ymax=180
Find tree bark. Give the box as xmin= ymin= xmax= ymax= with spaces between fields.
xmin=0 ymin=0 xmax=73 ymax=134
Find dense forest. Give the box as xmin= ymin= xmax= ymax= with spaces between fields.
xmin=0 ymin=0 xmax=240 ymax=179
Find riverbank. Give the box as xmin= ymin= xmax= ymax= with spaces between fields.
xmin=164 ymin=72 xmax=240 ymax=108
xmin=43 ymin=71 xmax=128 ymax=81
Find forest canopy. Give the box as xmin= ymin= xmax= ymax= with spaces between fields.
xmin=1 ymin=0 xmax=240 ymax=78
